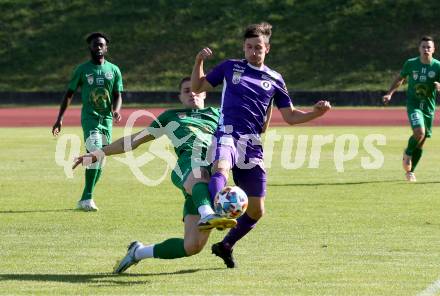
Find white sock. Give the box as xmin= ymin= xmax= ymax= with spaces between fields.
xmin=134 ymin=244 xmax=155 ymax=260
xmin=198 ymin=205 xmax=215 ymax=219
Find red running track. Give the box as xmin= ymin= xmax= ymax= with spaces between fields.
xmin=0 ymin=107 xmax=437 ymax=127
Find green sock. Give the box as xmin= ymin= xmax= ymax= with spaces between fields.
xmin=153 ymin=238 xmax=187 ymax=259
xmin=191 ymin=182 xmax=212 ymax=209
xmin=94 ymin=168 xmax=102 ymax=185
xmin=410 ymin=148 xmax=423 ymax=172
xmin=80 ymin=168 xmax=102 ymax=201
xmin=405 ymin=136 xmax=419 ymax=156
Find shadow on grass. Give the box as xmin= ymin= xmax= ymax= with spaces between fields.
xmin=411 ymin=181 xmax=440 ymax=185
xmin=268 ymin=179 xmax=405 ymax=187
xmin=0 ymin=209 xmax=76 ymax=214
xmin=0 ymin=268 xmax=223 ymax=285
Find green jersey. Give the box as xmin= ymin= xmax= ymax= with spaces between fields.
xmin=149 ymin=107 xmax=220 ymax=158
xmin=68 ymin=60 xmax=123 ymax=120
xmin=400 ymin=57 xmax=440 ymax=112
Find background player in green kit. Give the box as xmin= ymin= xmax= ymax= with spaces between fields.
xmin=52 ymin=32 xmax=123 ymax=211
xmin=73 ymin=77 xmax=236 ymax=273
xmin=383 ymin=36 xmax=440 ymax=182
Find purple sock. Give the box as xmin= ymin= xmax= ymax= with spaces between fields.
xmin=222 ymin=213 xmax=258 ymax=250
xmin=208 ymin=172 xmax=227 ymax=204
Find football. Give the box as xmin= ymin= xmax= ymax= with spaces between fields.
xmin=214 ymin=186 xmax=248 ymax=219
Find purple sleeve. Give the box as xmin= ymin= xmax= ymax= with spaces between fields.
xmin=273 ymin=76 xmax=292 ymax=109
xmin=205 ymin=60 xmax=228 ymax=87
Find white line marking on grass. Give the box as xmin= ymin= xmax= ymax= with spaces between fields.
xmin=418 ymin=279 xmax=440 ymax=296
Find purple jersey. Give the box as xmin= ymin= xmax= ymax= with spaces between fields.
xmin=206 ymin=59 xmax=292 ymax=137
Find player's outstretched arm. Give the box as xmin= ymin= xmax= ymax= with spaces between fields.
xmin=279 ymin=100 xmax=331 ymax=125
xmin=191 ymin=47 xmax=214 ymax=94
xmin=72 ymin=130 xmax=155 ymax=169
xmin=383 ymin=75 xmax=405 ymax=105
xmin=52 ymin=90 xmax=74 ymax=136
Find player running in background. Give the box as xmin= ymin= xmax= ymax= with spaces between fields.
xmin=52 ymin=32 xmax=123 ymax=211
xmin=73 ymin=77 xmax=237 ymax=274
xmin=383 ymin=36 xmax=440 ymax=182
xmin=191 ymin=22 xmax=331 ymax=268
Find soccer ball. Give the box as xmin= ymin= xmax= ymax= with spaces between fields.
xmin=214 ymin=186 xmax=248 ymax=219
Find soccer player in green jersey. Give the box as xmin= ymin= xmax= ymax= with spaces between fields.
xmin=383 ymin=36 xmax=440 ymax=182
xmin=52 ymin=32 xmax=123 ymax=211
xmin=73 ymin=77 xmax=237 ymax=273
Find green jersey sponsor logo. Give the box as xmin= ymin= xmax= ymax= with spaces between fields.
xmin=89 ymin=87 xmax=110 ymax=113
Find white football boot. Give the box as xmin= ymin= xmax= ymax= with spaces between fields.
xmin=113 ymin=241 xmax=142 ymax=274
xmin=76 ymin=199 xmax=99 ymax=211
xmin=405 ymin=172 xmax=416 ymax=182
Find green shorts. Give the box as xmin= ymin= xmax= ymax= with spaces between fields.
xmin=406 ymin=106 xmax=434 ymax=138
xmin=82 ymin=117 xmax=113 ymax=151
xmin=170 ymin=153 xmax=211 ymax=218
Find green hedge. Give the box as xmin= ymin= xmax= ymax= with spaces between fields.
xmin=1 ymin=0 xmax=439 ymax=91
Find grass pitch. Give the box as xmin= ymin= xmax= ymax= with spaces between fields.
xmin=1 ymin=126 xmax=440 ymax=295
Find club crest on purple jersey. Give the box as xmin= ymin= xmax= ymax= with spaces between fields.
xmin=232 ymin=72 xmax=242 ymax=84
xmin=261 ymin=80 xmax=272 ymax=90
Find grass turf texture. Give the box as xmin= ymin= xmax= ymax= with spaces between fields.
xmin=1 ymin=126 xmax=440 ymax=295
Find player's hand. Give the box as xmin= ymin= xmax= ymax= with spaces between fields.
xmin=113 ymin=111 xmax=121 ymax=123
xmin=196 ymin=47 xmax=213 ymax=62
xmin=434 ymin=82 xmax=440 ymax=92
xmin=72 ymin=153 xmax=97 ymax=170
xmin=52 ymin=120 xmax=62 ymax=137
xmin=313 ymin=100 xmax=331 ymax=116
xmin=382 ymin=94 xmax=392 ymax=105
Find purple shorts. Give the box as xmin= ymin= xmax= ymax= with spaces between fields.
xmin=212 ymin=133 xmax=267 ymax=197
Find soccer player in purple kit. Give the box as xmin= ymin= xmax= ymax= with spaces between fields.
xmin=192 ymin=22 xmax=331 ymax=268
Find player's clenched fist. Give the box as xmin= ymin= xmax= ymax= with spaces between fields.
xmin=52 ymin=120 xmax=62 ymax=136
xmin=313 ymin=100 xmax=331 ymax=115
xmin=113 ymin=111 xmax=122 ymax=123
xmin=382 ymin=94 xmax=392 ymax=105
xmin=196 ymin=47 xmax=213 ymax=62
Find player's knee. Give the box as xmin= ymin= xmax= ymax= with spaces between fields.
xmin=183 ymin=169 xmax=210 ymax=194
xmin=414 ymin=132 xmax=425 ymax=142
xmin=184 ymin=240 xmax=205 ymax=256
xmin=246 ymin=207 xmax=264 ymax=220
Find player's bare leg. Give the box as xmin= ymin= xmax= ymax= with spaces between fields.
xmin=404 ymin=127 xmax=425 ymax=181
xmin=114 ymin=215 xmax=211 ymax=274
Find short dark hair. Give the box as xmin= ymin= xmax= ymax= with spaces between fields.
xmin=243 ymin=22 xmax=272 ymax=43
xmin=420 ymin=35 xmax=434 ymax=43
xmin=86 ymin=32 xmax=110 ymax=44
xmin=179 ymin=77 xmax=191 ymax=90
